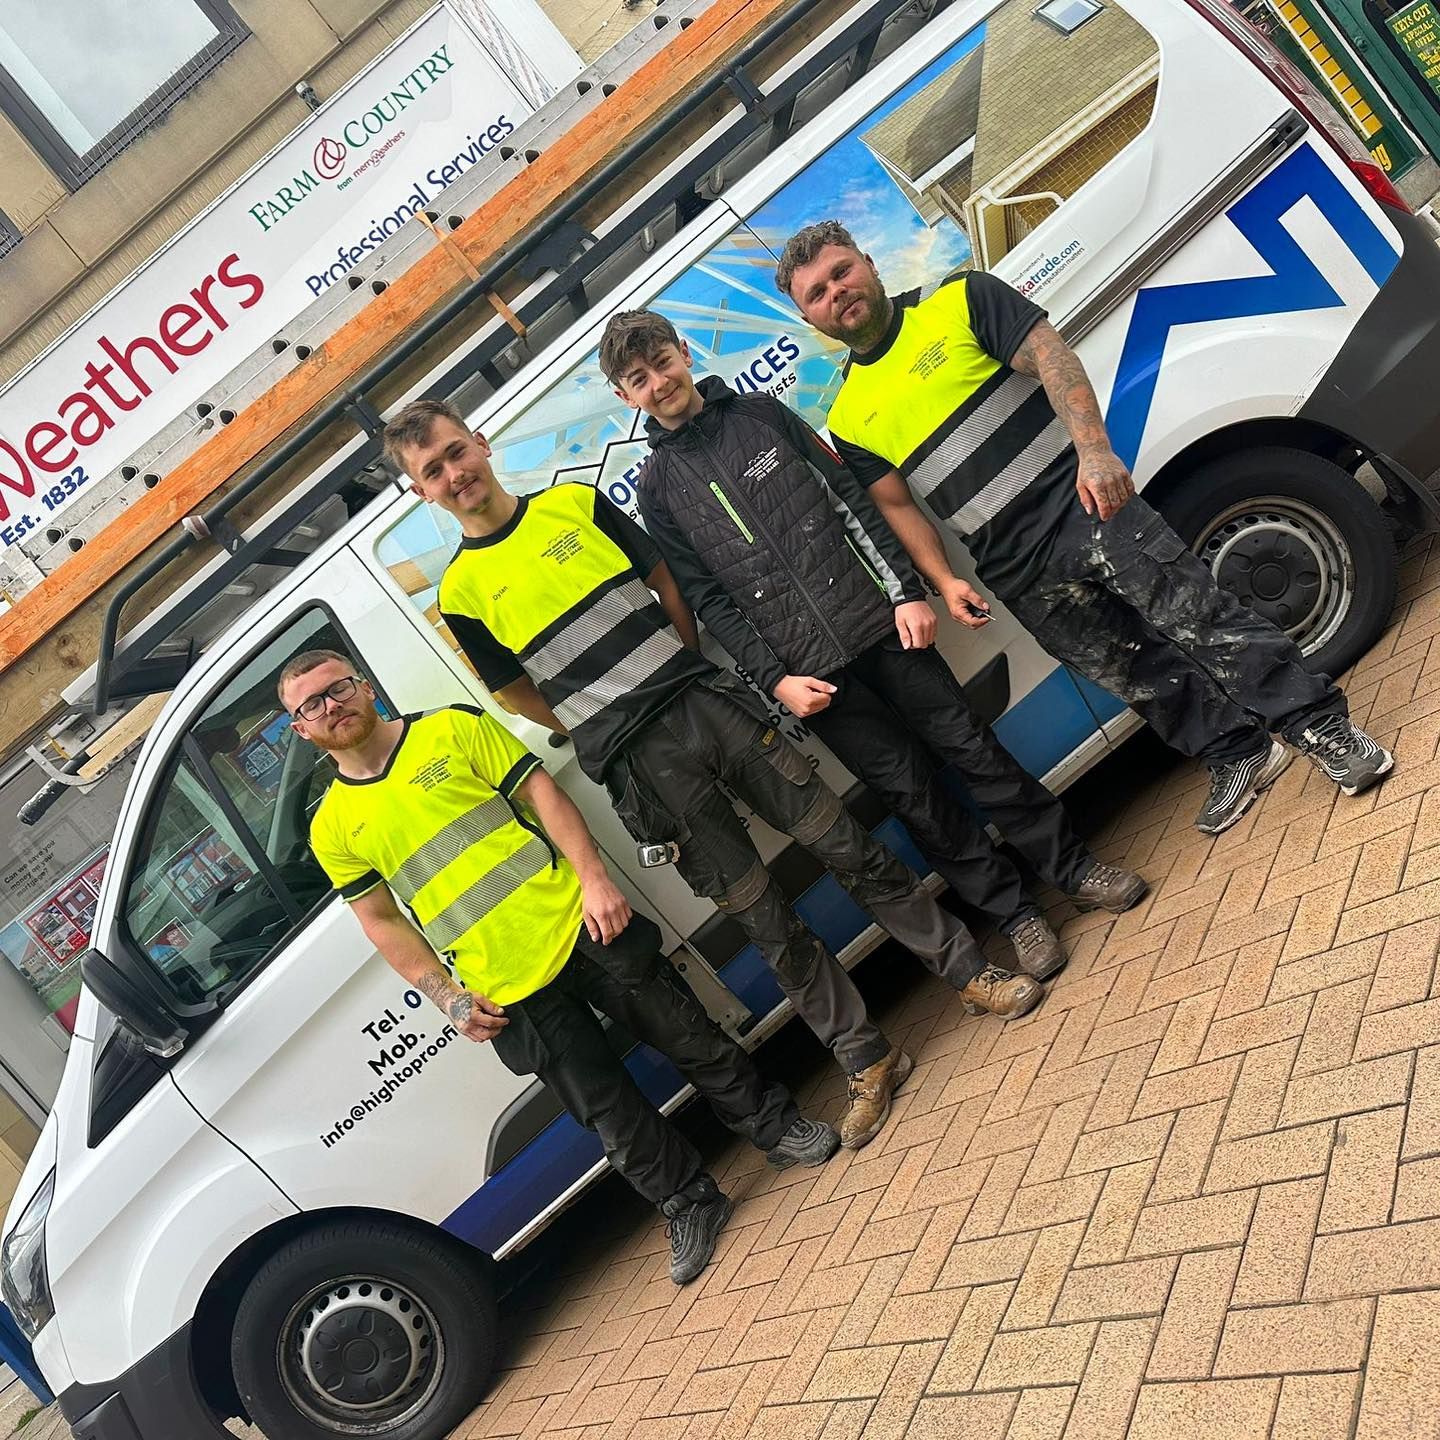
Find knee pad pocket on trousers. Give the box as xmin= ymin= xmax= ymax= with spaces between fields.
xmin=788 ymin=781 xmax=844 ymax=847
xmin=772 ymin=929 xmax=826 ymax=989
xmin=713 ymin=860 xmax=771 ymax=913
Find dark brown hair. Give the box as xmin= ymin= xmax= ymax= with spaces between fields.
xmin=598 ymin=309 xmax=683 ymax=384
xmin=775 ymin=219 xmax=862 ymax=297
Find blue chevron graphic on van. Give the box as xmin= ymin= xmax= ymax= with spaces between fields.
xmin=1105 ymin=143 xmax=1401 ymax=468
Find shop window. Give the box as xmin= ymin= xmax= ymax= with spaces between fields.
xmin=0 ymin=0 xmax=248 ymax=190
xmin=0 ymin=757 xmax=134 ymax=1037
xmin=1362 ymin=0 xmax=1440 ymax=120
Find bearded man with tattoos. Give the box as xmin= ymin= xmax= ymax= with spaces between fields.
xmin=282 ymin=647 xmax=837 ymax=1286
xmin=780 ymin=221 xmax=1393 ymax=836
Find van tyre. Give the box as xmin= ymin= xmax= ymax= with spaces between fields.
xmin=1160 ymin=447 xmax=1397 ymax=680
xmin=230 ymin=1219 xmax=497 ymax=1440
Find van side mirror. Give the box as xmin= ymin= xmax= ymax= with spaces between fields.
xmin=80 ymin=950 xmax=188 ymax=1058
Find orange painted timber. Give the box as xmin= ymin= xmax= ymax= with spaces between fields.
xmin=0 ymin=0 xmax=798 ymax=675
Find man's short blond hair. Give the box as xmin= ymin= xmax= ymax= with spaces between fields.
xmin=382 ymin=398 xmax=470 ymax=472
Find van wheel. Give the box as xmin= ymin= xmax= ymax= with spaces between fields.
xmin=230 ymin=1219 xmax=497 ymax=1440
xmin=1160 ymin=447 xmax=1397 ymax=679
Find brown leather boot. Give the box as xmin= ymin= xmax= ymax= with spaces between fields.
xmin=1008 ymin=916 xmax=1066 ymax=979
xmin=839 ymin=1045 xmax=913 ymax=1150
xmin=1070 ymin=862 xmax=1149 ymax=914
xmin=960 ymin=964 xmax=1045 ymax=1019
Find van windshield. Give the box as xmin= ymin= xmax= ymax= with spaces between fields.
xmin=116 ymin=609 xmax=363 ymax=1007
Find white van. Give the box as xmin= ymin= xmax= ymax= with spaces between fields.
xmin=6 ymin=0 xmax=1440 ymax=1435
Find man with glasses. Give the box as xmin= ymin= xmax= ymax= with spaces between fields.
xmin=282 ymin=647 xmax=839 ymax=1286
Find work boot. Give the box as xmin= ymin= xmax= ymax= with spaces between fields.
xmin=766 ymin=1116 xmax=842 ymax=1170
xmin=960 ymin=964 xmax=1045 ymax=1019
xmin=1007 ymin=915 xmax=1066 ymax=979
xmin=661 ymin=1179 xmax=732 ymax=1285
xmin=1070 ymin=861 xmax=1149 ymax=914
xmin=839 ymin=1045 xmax=913 ymax=1151
xmin=1194 ymin=739 xmax=1291 ymax=835
xmin=1293 ymin=714 xmax=1395 ymax=796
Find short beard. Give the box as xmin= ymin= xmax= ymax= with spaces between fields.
xmin=309 ymin=708 xmax=379 ymax=752
xmin=843 ymin=291 xmax=894 ymax=355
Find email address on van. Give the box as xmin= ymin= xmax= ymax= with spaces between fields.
xmin=319 ymin=1022 xmax=459 ymax=1149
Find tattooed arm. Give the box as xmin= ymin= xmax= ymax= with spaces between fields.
xmin=350 ymin=886 xmax=507 ymax=1042
xmin=1010 ymin=320 xmax=1135 ymax=522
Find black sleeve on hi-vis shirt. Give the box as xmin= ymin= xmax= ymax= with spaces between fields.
xmin=442 ymin=610 xmax=526 ymax=692
xmin=965 ymin=270 xmax=1049 ymax=368
xmin=831 ymin=433 xmax=895 ymax=487
xmin=498 ymin=754 xmax=542 ymax=798
xmin=340 ymin=870 xmax=383 ymax=900
xmin=592 ymin=488 xmax=663 ymax=577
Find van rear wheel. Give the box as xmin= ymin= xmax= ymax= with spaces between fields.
xmin=231 ymin=1219 xmax=497 ymax=1440
xmin=1160 ymin=447 xmax=1397 ymax=679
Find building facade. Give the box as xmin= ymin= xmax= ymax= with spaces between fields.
xmin=0 ymin=0 xmax=639 ymax=1215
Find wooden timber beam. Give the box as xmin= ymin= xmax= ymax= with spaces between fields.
xmin=0 ymin=0 xmax=799 ymax=678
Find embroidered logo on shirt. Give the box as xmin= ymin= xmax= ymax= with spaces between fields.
xmin=411 ymin=754 xmax=453 ymax=792
xmin=542 ymin=527 xmax=583 ymax=564
xmin=742 ymin=447 xmax=780 ymax=483
xmin=910 ymin=340 xmax=949 ymax=380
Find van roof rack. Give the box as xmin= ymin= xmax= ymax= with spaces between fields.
xmin=90 ymin=0 xmax=944 ymax=716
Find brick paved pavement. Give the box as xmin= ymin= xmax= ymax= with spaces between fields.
xmin=454 ymin=531 xmax=1440 ymax=1440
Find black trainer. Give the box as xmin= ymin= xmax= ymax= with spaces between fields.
xmin=1294 ymin=714 xmax=1395 ymax=796
xmin=765 ymin=1116 xmax=842 ymax=1170
xmin=661 ymin=1184 xmax=733 ymax=1285
xmin=1194 ymin=739 xmax=1291 ymax=835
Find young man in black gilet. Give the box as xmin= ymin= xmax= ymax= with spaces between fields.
xmin=600 ymin=309 xmax=1147 ymax=979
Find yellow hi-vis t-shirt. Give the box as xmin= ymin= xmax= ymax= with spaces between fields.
xmin=308 ymin=705 xmax=582 ymax=1003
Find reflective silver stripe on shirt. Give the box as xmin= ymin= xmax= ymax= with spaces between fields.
xmin=422 ymin=835 xmax=555 ymax=951
xmin=905 ymin=370 xmax=1040 ymax=505
xmin=524 ymin=578 xmax=664 ymax=684
xmin=388 ymin=793 xmax=517 ymax=904
xmin=551 ymin=629 xmax=685 ymax=731
xmin=946 ymin=418 xmax=1071 ymax=535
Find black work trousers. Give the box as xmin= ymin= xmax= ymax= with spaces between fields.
xmin=607 ymin=672 xmax=987 ymax=1075
xmin=993 ymin=497 xmax=1348 ymax=765
xmin=806 ymin=637 xmax=1095 ymax=932
xmin=490 ymin=912 xmax=797 ymax=1209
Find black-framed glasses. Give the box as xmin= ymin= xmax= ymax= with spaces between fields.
xmin=293 ymin=676 xmax=361 ymax=721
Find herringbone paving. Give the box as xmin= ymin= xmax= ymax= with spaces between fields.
xmin=454 ymin=531 xmax=1440 ymax=1440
